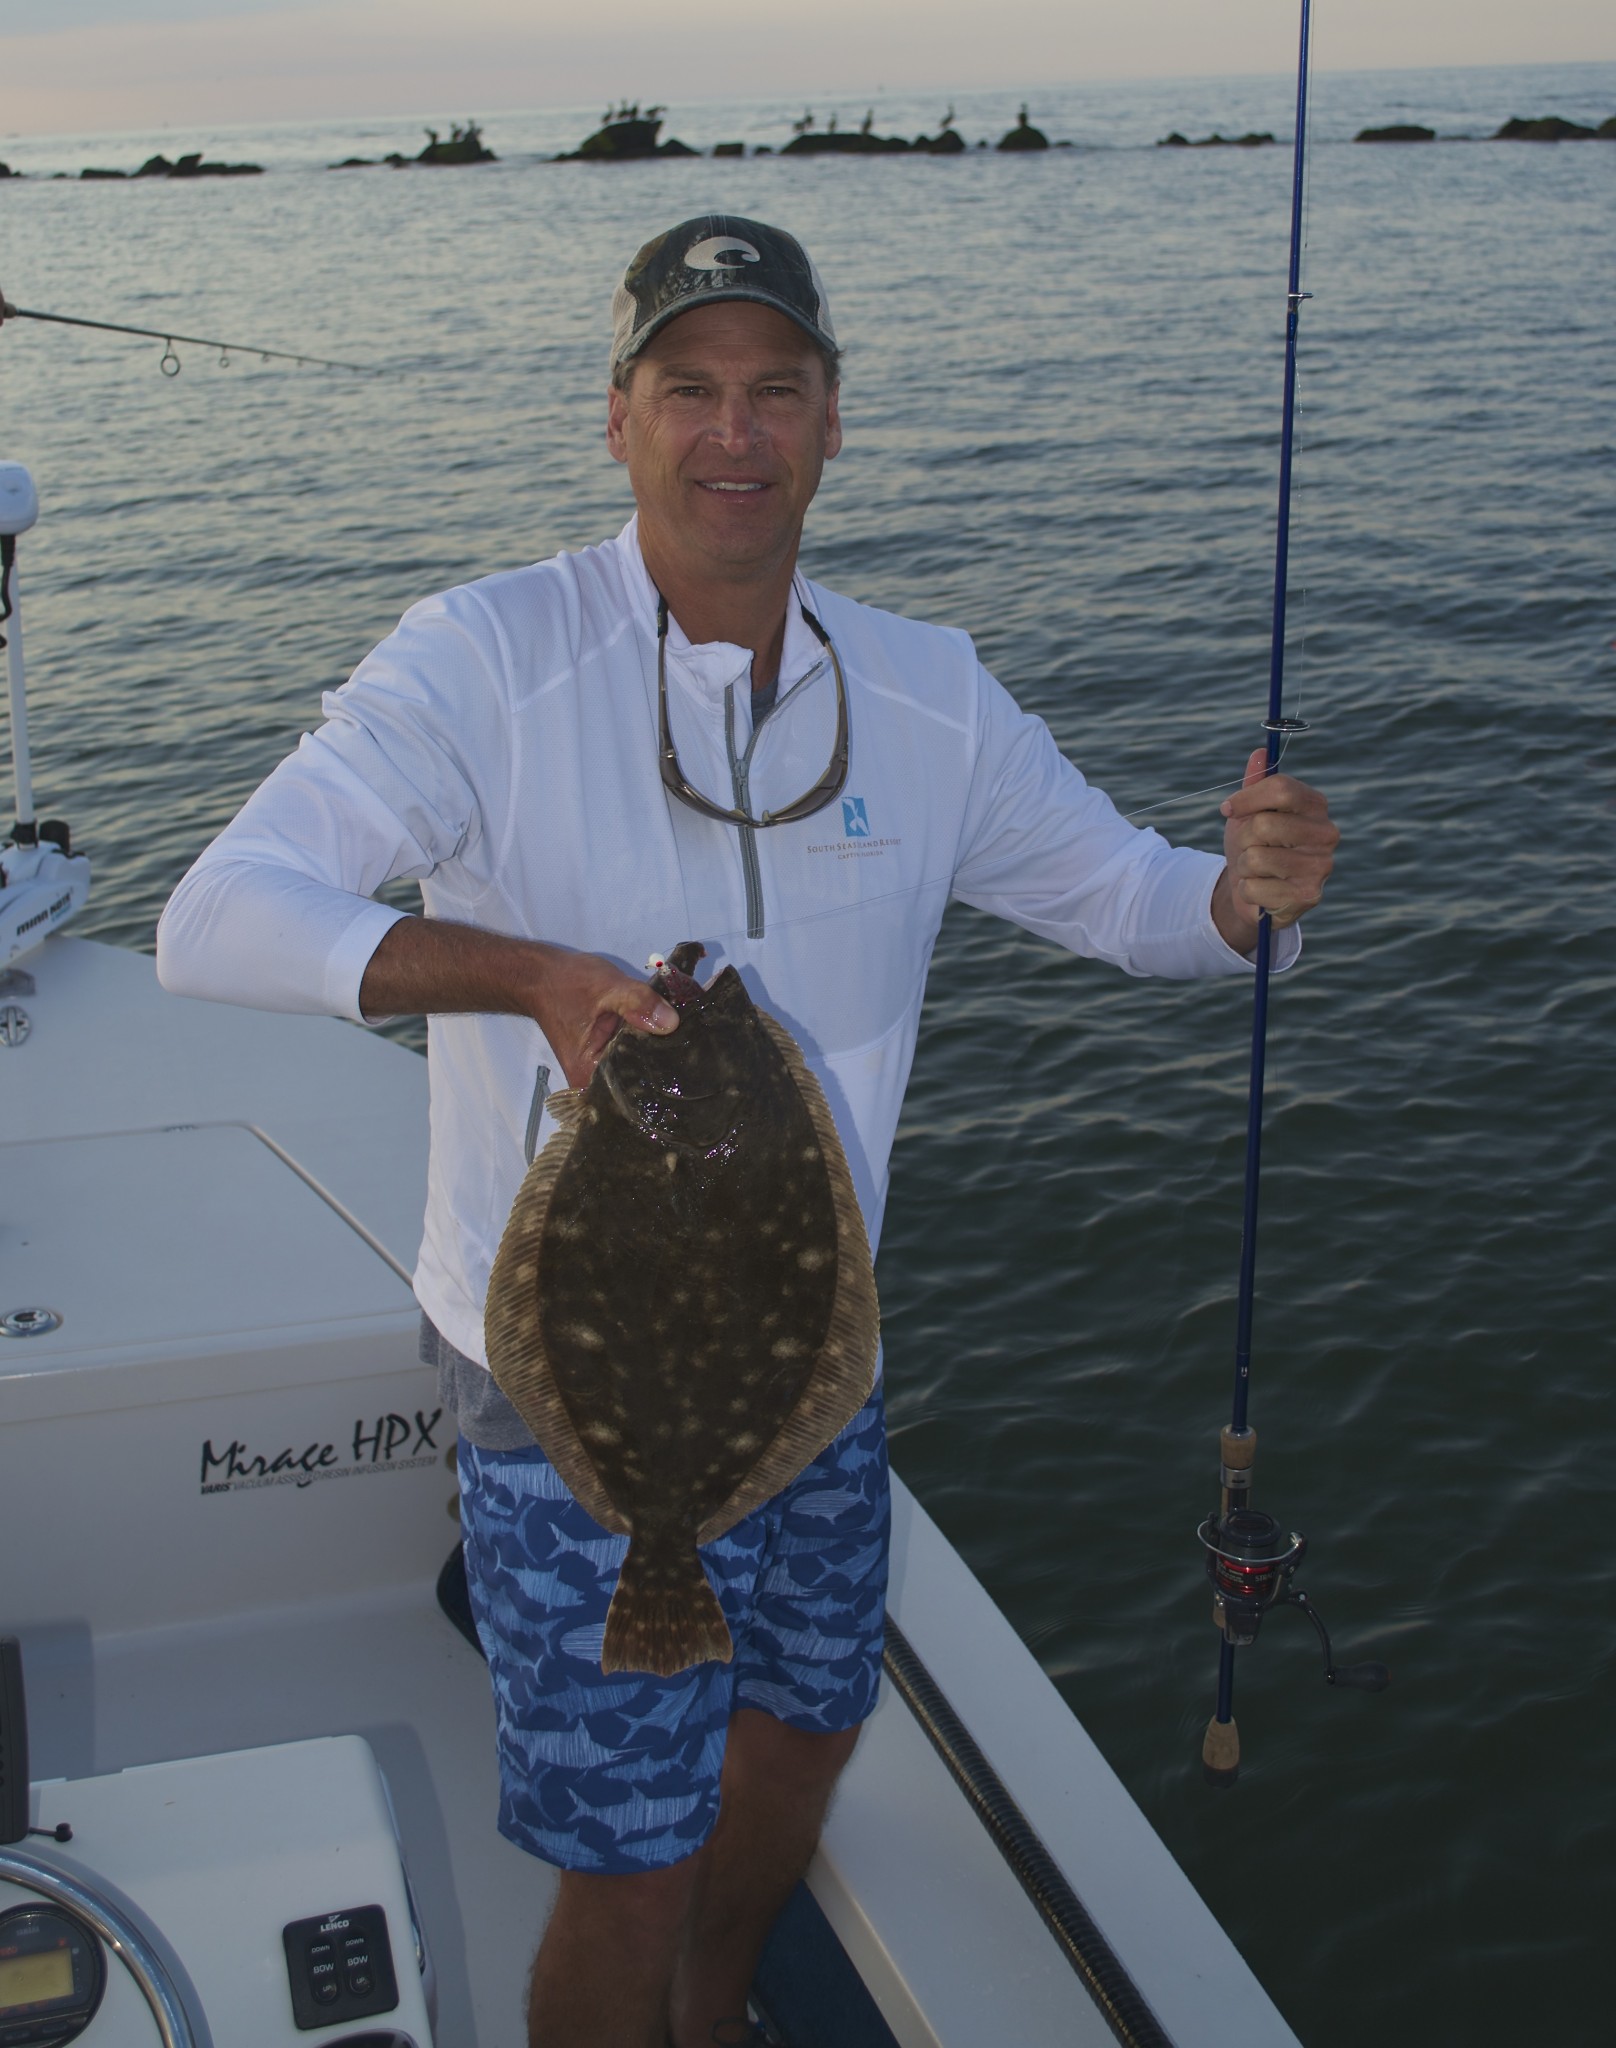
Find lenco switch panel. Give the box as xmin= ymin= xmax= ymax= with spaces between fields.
xmin=283 ymin=1904 xmax=398 ymax=2029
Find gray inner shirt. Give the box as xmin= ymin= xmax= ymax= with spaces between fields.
xmin=421 ymin=1315 xmax=539 ymax=1451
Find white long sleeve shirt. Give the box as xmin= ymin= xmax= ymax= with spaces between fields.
xmin=158 ymin=518 xmax=1293 ymax=1370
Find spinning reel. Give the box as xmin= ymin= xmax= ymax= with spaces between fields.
xmin=1196 ymin=1426 xmax=1388 ymax=1785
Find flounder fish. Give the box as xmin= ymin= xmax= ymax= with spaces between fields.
xmin=484 ymin=942 xmax=879 ymax=1676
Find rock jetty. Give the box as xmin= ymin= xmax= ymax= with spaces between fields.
xmin=79 ymin=150 xmax=263 ymax=180
xmin=1158 ymin=130 xmax=1274 ymax=148
xmin=782 ymin=131 xmax=904 ymax=155
xmin=1355 ymin=124 xmax=1436 ymax=143
xmin=1493 ymin=114 xmax=1615 ymax=142
xmin=330 ymin=121 xmax=496 ymax=170
xmin=555 ymin=105 xmax=695 ymax=160
xmin=770 ymin=107 xmax=968 ymax=156
xmin=417 ymin=121 xmax=497 ymax=164
xmin=997 ymin=106 xmax=1048 ymax=151
xmin=782 ymin=118 xmax=907 ymax=156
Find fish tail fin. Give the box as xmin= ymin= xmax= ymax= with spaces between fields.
xmin=602 ymin=1536 xmax=733 ymax=1676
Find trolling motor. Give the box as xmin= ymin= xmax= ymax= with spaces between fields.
xmin=1197 ymin=1427 xmax=1388 ymax=1786
xmin=1 ymin=461 xmax=92 ymax=975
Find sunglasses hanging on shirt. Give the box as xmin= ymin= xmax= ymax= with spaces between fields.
xmin=656 ymin=594 xmax=849 ymax=828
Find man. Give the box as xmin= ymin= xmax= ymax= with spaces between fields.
xmin=158 ymin=214 xmax=1337 ymax=2048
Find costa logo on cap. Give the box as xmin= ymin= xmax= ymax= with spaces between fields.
xmin=684 ymin=236 xmax=762 ymax=271
xmin=610 ymin=214 xmax=838 ymax=375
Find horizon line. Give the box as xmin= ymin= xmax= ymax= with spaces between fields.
xmin=5 ymin=54 xmax=1614 ymax=149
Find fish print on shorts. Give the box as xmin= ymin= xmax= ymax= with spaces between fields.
xmin=485 ymin=941 xmax=879 ymax=1676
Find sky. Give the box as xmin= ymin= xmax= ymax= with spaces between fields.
xmin=4 ymin=0 xmax=1614 ymax=140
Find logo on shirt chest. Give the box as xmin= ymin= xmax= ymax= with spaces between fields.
xmin=806 ymin=795 xmax=901 ymax=862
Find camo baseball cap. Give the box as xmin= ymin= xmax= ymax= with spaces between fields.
xmin=611 ymin=215 xmax=837 ymax=374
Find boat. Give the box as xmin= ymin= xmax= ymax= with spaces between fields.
xmin=0 ymin=461 xmax=1301 ymax=2045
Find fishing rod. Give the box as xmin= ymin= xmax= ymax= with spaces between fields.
xmin=1195 ymin=0 xmax=1387 ymax=1787
xmin=0 ymin=289 xmax=372 ymax=375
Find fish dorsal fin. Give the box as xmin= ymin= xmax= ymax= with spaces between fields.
xmin=485 ymin=1114 xmax=629 ymax=1536
xmin=545 ymin=1087 xmax=584 ymax=1130
xmin=696 ymin=1006 xmax=880 ymax=1544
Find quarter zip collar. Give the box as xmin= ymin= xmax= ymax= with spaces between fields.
xmin=623 ymin=519 xmax=838 ymax=944
xmin=616 ymin=515 xmax=826 ymax=706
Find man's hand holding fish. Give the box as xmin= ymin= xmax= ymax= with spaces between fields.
xmin=358 ymin=921 xmax=678 ymax=1089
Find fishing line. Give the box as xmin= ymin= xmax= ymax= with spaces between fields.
xmin=1121 ymin=741 xmax=1299 ymax=825
xmin=0 ymin=291 xmax=374 ymax=375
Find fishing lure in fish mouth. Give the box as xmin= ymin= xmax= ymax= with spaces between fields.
xmin=1195 ymin=0 xmax=1388 ymax=1786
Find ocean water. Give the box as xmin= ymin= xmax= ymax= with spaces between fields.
xmin=3 ymin=61 xmax=1614 ymax=2046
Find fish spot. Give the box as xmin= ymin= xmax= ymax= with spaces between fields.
xmin=563 ymin=1322 xmax=606 ymax=1350
xmin=581 ymin=1420 xmax=622 ymax=1448
xmin=796 ymin=1247 xmax=830 ymax=1271
xmin=771 ymin=1337 xmax=807 ymax=1360
xmin=730 ymin=1432 xmax=762 ymax=1455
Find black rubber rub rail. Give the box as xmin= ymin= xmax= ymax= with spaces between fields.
xmin=881 ymin=1617 xmax=1174 ymax=2048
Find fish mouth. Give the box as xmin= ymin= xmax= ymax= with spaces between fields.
xmin=642 ymin=1113 xmax=743 ymax=1161
xmin=602 ymin=1062 xmax=737 ymax=1155
xmin=641 ymin=1097 xmax=743 ymax=1157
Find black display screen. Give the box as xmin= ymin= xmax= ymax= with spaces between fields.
xmin=0 ymin=1943 xmax=75 ymax=2004
xmin=0 ymin=1903 xmax=103 ymax=2043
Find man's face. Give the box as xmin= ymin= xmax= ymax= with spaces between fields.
xmin=606 ymin=300 xmax=841 ymax=588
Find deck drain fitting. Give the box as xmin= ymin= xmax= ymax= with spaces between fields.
xmin=2 ymin=1307 xmax=62 ymax=1338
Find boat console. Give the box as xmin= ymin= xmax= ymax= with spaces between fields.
xmin=1 ymin=1724 xmax=433 ymax=2047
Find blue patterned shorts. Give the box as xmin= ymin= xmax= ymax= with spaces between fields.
xmin=457 ymin=1389 xmax=890 ymax=1874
